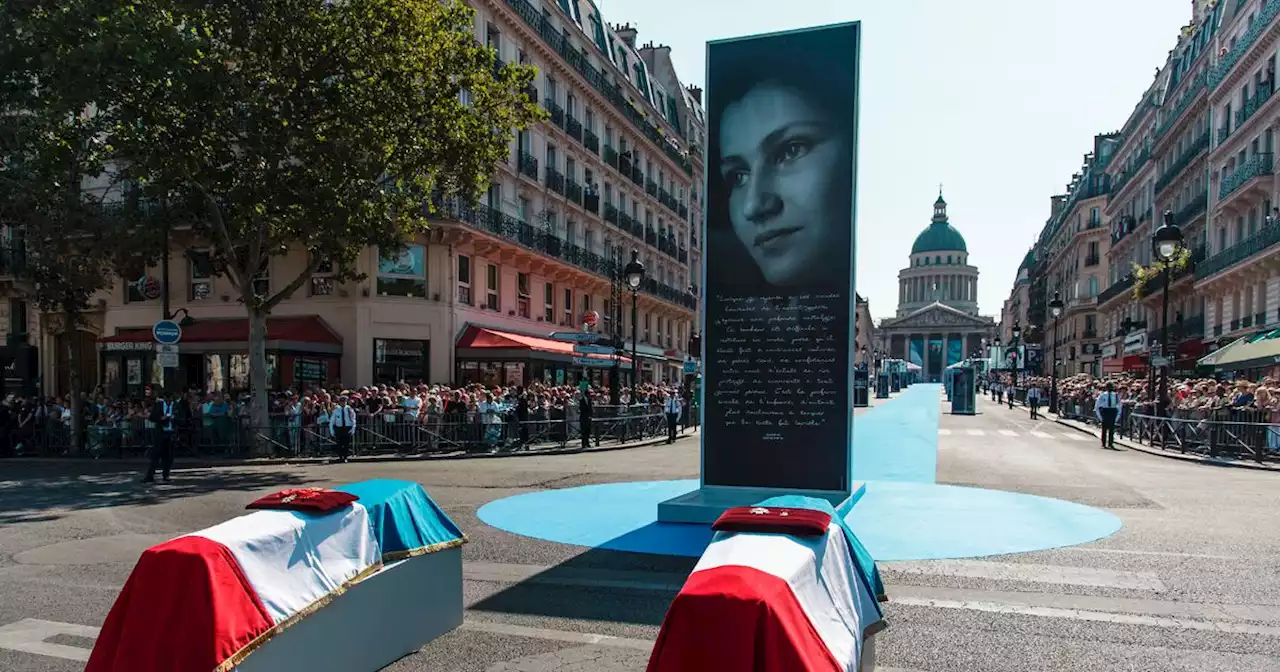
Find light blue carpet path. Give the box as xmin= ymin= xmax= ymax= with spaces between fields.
xmin=477 ymin=384 xmax=1123 ymax=561
xmin=852 ymin=383 xmax=940 ymax=483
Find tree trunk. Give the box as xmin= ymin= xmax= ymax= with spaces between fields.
xmin=248 ymin=307 xmax=270 ymax=456
xmin=65 ymin=318 xmax=83 ymax=455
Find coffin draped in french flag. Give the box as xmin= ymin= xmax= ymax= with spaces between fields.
xmin=87 ymin=480 xmax=465 ymax=672
xmin=648 ymin=496 xmax=886 ymax=672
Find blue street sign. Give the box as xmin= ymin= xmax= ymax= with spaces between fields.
xmin=573 ymin=356 xmax=618 ymax=368
xmin=683 ymin=359 xmax=697 ymax=374
xmin=573 ymin=343 xmax=616 ymax=356
xmin=153 ymin=319 xmax=182 ymax=345
xmin=551 ymin=331 xmax=601 ymax=343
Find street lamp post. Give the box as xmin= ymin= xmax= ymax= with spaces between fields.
xmin=1152 ymin=210 xmax=1185 ymax=419
xmin=992 ymin=336 xmax=1002 ymax=399
xmin=623 ymin=250 xmax=646 ymax=402
xmin=1048 ymin=291 xmax=1064 ymax=414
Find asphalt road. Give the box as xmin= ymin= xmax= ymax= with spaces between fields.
xmin=1 ymin=392 xmax=1279 ymax=671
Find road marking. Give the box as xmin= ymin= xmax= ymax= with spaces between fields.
xmin=965 ymin=429 xmax=985 ymax=436
xmin=890 ymin=596 xmax=1280 ymax=636
xmin=883 ymin=560 xmax=1165 ymax=591
xmin=1059 ymin=433 xmax=1089 ymax=441
xmin=1030 ymin=431 xmax=1053 ymax=438
xmin=1059 ymin=546 xmax=1240 ymax=561
xmin=461 ymin=620 xmax=653 ymax=651
xmin=465 ymin=561 xmax=686 ymax=592
xmin=998 ymin=429 xmax=1018 ymax=437
xmin=937 ymin=429 xmax=952 ymax=435
xmin=0 ymin=618 xmax=98 ymax=663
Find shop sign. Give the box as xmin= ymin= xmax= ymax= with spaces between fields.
xmin=104 ymin=341 xmax=153 ymax=352
xmin=294 ymin=358 xmax=328 ymax=382
xmin=1101 ymin=343 xmax=1118 ymax=359
xmin=1123 ymin=330 xmax=1147 ymax=354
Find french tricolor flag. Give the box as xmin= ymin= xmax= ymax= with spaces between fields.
xmin=87 ymin=497 xmax=382 ymax=672
xmin=648 ymin=497 xmax=885 ymax=672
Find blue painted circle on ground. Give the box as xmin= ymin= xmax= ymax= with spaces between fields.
xmin=477 ymin=480 xmax=1122 ymax=561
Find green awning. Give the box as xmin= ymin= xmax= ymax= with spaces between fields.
xmin=1198 ymin=328 xmax=1280 ymax=371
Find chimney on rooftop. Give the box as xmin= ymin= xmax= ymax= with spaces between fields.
xmin=686 ymin=85 xmax=702 ymax=104
xmin=615 ymin=23 xmax=637 ymax=49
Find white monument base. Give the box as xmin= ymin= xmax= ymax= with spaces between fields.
xmin=657 ymin=482 xmax=866 ymax=524
xmin=236 ymin=547 xmax=463 ymax=672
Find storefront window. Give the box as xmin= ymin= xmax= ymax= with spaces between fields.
xmin=126 ymin=359 xmax=143 ymax=385
xmin=377 ymin=245 xmax=427 ymax=297
xmin=205 ymin=354 xmax=225 ymax=392
xmin=374 ymin=338 xmax=429 ymax=384
xmin=229 ymin=354 xmax=278 ymax=391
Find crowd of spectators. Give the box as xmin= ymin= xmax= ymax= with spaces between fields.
xmin=0 ymin=380 xmax=692 ymax=458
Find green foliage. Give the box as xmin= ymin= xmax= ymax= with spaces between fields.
xmin=0 ymin=0 xmax=160 ymax=320
xmin=1130 ymin=246 xmax=1191 ymax=299
xmin=102 ymin=0 xmax=544 ymax=311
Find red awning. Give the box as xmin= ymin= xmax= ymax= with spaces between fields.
xmin=1176 ymin=339 xmax=1206 ymax=359
xmin=1101 ymin=357 xmax=1124 ymax=373
xmin=1122 ymin=354 xmax=1148 ymax=372
xmin=100 ymin=315 xmax=342 ymax=345
xmin=456 ymin=326 xmax=628 ymax=363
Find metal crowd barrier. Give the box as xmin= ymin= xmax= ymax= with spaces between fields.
xmin=10 ymin=404 xmax=693 ymax=459
xmin=1126 ymin=410 xmax=1280 ymax=463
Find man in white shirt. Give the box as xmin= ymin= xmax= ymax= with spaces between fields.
xmin=1094 ymin=382 xmax=1123 ymax=449
xmin=1026 ymin=384 xmax=1042 ymax=420
xmin=664 ymin=392 xmax=682 ymax=444
xmin=328 ymin=396 xmax=357 ymax=462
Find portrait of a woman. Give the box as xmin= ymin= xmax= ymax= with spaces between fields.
xmin=705 ymin=25 xmax=858 ymax=294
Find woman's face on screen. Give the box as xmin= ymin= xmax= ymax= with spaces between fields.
xmin=719 ymin=82 xmax=846 ymax=287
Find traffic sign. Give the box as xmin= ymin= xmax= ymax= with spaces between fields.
xmin=573 ymin=356 xmax=616 ymax=368
xmin=156 ymin=344 xmax=179 ymax=355
xmin=153 ymin=319 xmax=182 ymax=345
xmin=156 ymin=352 xmax=179 ymax=368
xmin=683 ymin=359 xmax=697 ymax=374
xmin=551 ymin=331 xmax=601 ymax=343
xmin=573 ymin=343 xmax=615 ymax=355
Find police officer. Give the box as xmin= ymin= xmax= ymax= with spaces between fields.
xmin=329 ymin=395 xmax=356 ymax=462
xmin=1026 ymin=383 xmax=1042 ymax=420
xmin=664 ymin=392 xmax=682 ymax=444
xmin=1094 ymin=382 xmax=1123 ymax=449
xmin=143 ymin=391 xmax=175 ymax=483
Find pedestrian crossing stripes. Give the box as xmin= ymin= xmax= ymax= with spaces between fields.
xmin=936 ymin=428 xmax=1094 ymax=442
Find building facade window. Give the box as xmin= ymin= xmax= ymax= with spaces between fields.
xmin=517 ymin=272 xmax=531 ymax=318
xmin=188 ymin=250 xmax=214 ymax=301
xmin=544 ymin=282 xmax=554 ymax=322
xmin=457 ymin=255 xmax=472 ymax=305
xmin=376 ymin=245 xmax=426 ymax=297
xmin=373 ymin=339 xmax=430 ymax=385
xmin=486 ymin=263 xmax=499 ymax=310
xmin=309 ymin=256 xmax=336 ymax=296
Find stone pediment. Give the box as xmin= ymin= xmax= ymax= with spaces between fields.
xmin=884 ymin=302 xmax=992 ymax=330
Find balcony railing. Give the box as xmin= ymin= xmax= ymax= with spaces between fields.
xmin=1217 ymin=152 xmax=1274 ymax=201
xmin=544 ymin=98 xmax=565 ymax=128
xmin=1110 ymin=147 xmax=1149 ymax=196
xmin=678 ymin=204 xmax=689 ymax=220
xmin=565 ymin=116 xmax=583 ymax=141
xmin=518 ymin=151 xmax=539 ymax=180
xmin=545 ymin=167 xmax=565 ymax=194
xmin=565 ymin=179 xmax=583 ymax=205
xmin=645 ymin=179 xmax=658 ymax=197
xmin=1155 ymin=71 xmax=1207 ymax=138
xmin=583 ymin=128 xmax=600 ymax=154
xmin=603 ymin=145 xmax=618 ymax=168
xmin=1154 ymin=128 xmax=1210 ymax=195
xmin=1234 ymin=83 xmax=1276 ymax=130
xmin=1098 ymin=274 xmax=1136 ymax=305
xmin=618 ymin=153 xmax=633 ymax=176
xmin=1208 ymin=0 xmax=1280 ymax=90
xmin=1195 ymin=219 xmax=1280 ymax=280
xmin=1140 ymin=245 xmax=1207 ymax=297
xmin=501 ymin=0 xmax=694 ymax=175
xmin=1173 ymin=193 xmax=1208 ymax=228
xmin=433 ymin=198 xmax=696 ymax=309
xmin=604 ymin=203 xmax=619 ymax=224
xmin=630 ymin=166 xmax=644 ymax=187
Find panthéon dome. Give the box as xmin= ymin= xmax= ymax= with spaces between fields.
xmin=911 ymin=193 xmax=968 ymax=254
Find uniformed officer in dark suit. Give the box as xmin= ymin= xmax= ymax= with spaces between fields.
xmin=577 ymin=389 xmax=593 ymax=450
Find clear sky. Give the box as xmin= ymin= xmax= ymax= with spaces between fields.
xmin=603 ymin=0 xmax=1191 ymax=319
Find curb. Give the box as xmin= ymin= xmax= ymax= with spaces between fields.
xmin=2 ymin=430 xmax=699 ymax=470
xmin=1049 ymin=415 xmax=1280 ymax=473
